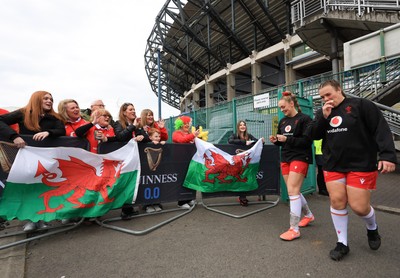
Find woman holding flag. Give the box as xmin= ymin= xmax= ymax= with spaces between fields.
xmin=172 ymin=115 xmax=199 ymax=208
xmin=0 ymin=90 xmax=65 ymax=231
xmin=269 ymin=91 xmax=314 ymax=241
xmin=228 ymin=120 xmax=260 ymax=206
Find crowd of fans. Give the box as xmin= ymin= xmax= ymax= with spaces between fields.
xmin=0 ymin=81 xmax=397 ymax=262
xmin=0 ymin=92 xmax=199 ymax=230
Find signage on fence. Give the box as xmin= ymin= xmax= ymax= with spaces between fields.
xmin=99 ymin=142 xmax=197 ymax=206
xmin=253 ymin=92 xmax=270 ymax=109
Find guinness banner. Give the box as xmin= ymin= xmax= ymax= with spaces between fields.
xmin=99 ymin=141 xmax=280 ymax=205
xmin=99 ymin=142 xmax=198 ymax=206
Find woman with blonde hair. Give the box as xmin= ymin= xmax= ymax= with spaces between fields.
xmin=0 ymin=90 xmax=65 ymax=231
xmin=75 ymin=109 xmax=116 ymax=153
xmin=136 ymin=109 xmax=168 ymax=142
xmin=135 ymin=109 xmax=168 ymax=212
xmin=58 ymin=99 xmax=88 ymax=137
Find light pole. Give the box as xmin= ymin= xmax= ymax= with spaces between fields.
xmin=157 ymin=48 xmax=162 ymax=120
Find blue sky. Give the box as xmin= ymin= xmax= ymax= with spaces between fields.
xmin=0 ymin=0 xmax=180 ymax=119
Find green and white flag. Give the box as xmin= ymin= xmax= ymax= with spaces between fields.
xmin=0 ymin=139 xmax=140 ymax=222
xmin=183 ymin=138 xmax=263 ymax=193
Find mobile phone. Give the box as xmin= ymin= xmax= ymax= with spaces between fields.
xmin=195 ymin=125 xmax=200 ymax=130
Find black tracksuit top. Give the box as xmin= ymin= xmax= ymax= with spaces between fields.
xmin=310 ymin=97 xmax=397 ymax=172
xmin=275 ymin=112 xmax=313 ymax=164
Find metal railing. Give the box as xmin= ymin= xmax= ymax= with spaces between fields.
xmin=291 ymin=0 xmax=400 ymax=25
xmin=165 ymin=58 xmax=400 ymax=143
xmin=285 ymin=58 xmax=400 ymax=136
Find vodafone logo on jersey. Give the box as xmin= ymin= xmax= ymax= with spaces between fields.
xmin=330 ymin=116 xmax=342 ymax=128
xmin=284 ymin=125 xmax=292 ymax=132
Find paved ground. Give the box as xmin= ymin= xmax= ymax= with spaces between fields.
xmin=1 ymin=167 xmax=399 ymax=278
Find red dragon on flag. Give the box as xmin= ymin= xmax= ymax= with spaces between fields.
xmin=202 ymin=151 xmax=251 ymax=184
xmin=183 ymin=138 xmax=263 ymax=193
xmin=35 ymin=156 xmax=123 ymax=214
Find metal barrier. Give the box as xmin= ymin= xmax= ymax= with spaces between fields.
xmin=95 ymin=142 xmax=197 ymax=235
xmin=199 ymin=144 xmax=281 ymax=218
xmin=0 ymin=136 xmax=89 ymax=250
xmin=95 ymin=205 xmax=195 ymax=236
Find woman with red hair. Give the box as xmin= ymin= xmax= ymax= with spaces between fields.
xmin=136 ymin=109 xmax=168 ymax=142
xmin=0 ymin=91 xmax=65 ymax=148
xmin=269 ymin=91 xmax=314 ymax=241
xmin=0 ymin=91 xmax=65 ymax=231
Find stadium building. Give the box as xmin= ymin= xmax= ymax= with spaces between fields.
xmin=144 ymin=0 xmax=400 ymax=146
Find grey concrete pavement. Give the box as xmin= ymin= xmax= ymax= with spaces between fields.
xmin=1 ymin=169 xmax=399 ymax=278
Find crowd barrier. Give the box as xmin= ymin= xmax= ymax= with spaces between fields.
xmin=0 ymin=136 xmax=281 ymax=249
xmin=96 ymin=141 xmax=198 ymax=235
xmin=0 ymin=135 xmax=89 ymax=250
xmin=199 ymin=144 xmax=280 ymax=218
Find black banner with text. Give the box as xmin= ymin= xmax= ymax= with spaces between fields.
xmin=99 ymin=141 xmax=280 ymax=204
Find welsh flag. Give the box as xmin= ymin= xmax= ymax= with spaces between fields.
xmin=183 ymin=138 xmax=263 ymax=193
xmin=0 ymin=139 xmax=140 ymax=222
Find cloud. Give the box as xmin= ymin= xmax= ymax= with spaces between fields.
xmin=0 ymin=0 xmax=180 ymax=119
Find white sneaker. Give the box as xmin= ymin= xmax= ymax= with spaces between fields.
xmin=188 ymin=200 xmax=196 ymax=206
xmin=61 ymin=219 xmax=70 ymax=225
xmin=23 ymin=221 xmax=37 ymax=231
xmin=36 ymin=220 xmax=49 ymax=229
xmin=178 ymin=203 xmax=190 ymax=209
xmin=146 ymin=206 xmax=156 ymax=213
xmin=153 ymin=205 xmax=162 ymax=212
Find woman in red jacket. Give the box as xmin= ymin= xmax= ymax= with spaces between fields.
xmin=57 ymin=99 xmax=88 ymax=137
xmin=172 ymin=115 xmax=199 ymax=143
xmin=172 ymin=116 xmax=199 ymax=208
xmin=75 ymin=109 xmax=116 ymax=153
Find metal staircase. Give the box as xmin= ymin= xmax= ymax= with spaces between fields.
xmin=348 ymin=58 xmax=400 ymax=106
xmin=286 ymin=58 xmax=400 ymax=137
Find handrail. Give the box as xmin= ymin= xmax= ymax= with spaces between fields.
xmin=281 ymin=58 xmax=400 ymax=135
xmin=291 ymin=0 xmax=400 ymax=25
xmin=347 ymin=93 xmax=400 ymax=135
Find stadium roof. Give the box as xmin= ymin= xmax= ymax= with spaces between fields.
xmin=144 ymin=0 xmax=400 ymax=111
xmin=144 ymin=0 xmax=290 ymax=109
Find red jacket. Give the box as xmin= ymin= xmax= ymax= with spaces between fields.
xmin=65 ymin=118 xmax=89 ymax=137
xmin=172 ymin=130 xmax=195 ymax=143
xmin=0 ymin=108 xmax=19 ymax=132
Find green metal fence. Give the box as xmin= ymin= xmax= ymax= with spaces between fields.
xmin=165 ymin=89 xmax=317 ymax=201
xmin=166 ymin=57 xmax=400 ymax=140
xmin=163 ymin=57 xmax=400 ymax=200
